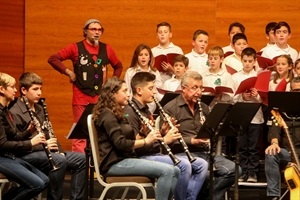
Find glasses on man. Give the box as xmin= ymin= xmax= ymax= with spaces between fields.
xmin=184 ymin=85 xmax=204 ymax=92
xmin=87 ymin=28 xmax=104 ymax=32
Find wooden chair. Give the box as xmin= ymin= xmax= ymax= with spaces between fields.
xmin=0 ymin=173 xmax=9 ymax=200
xmin=87 ymin=114 xmax=155 ymax=200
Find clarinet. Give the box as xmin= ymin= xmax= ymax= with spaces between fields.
xmin=197 ymin=98 xmax=206 ymax=125
xmin=128 ymin=101 xmax=181 ymax=166
xmin=153 ymin=97 xmax=196 ymax=163
xmin=197 ymin=98 xmax=211 ymax=150
xmin=40 ymin=99 xmax=60 ymax=154
xmin=23 ymin=97 xmax=59 ymax=171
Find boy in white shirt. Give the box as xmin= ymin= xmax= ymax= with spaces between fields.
xmin=151 ymin=22 xmax=183 ymax=82
xmin=185 ymin=30 xmax=209 ymax=76
xmin=163 ymin=55 xmax=188 ymax=91
xmin=261 ymin=21 xmax=299 ymax=63
xmin=232 ymin=47 xmax=264 ymax=183
xmin=203 ymin=46 xmax=234 ymax=107
xmin=222 ymin=33 xmax=248 ymax=73
xmin=260 ymin=22 xmax=277 ymax=53
xmin=222 ymin=22 xmax=245 ymax=54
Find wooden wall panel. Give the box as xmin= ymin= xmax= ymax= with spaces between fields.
xmin=0 ymin=0 xmax=24 ymax=81
xmin=216 ymin=0 xmax=300 ymax=50
xmin=24 ymin=0 xmax=300 ymax=151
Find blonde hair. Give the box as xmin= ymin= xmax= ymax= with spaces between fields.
xmin=207 ymin=46 xmax=224 ymax=58
xmin=0 ymin=72 xmax=15 ymax=89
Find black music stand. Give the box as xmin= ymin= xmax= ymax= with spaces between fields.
xmin=201 ymin=94 xmax=215 ymax=106
xmin=218 ymin=102 xmax=261 ymax=200
xmin=196 ymin=103 xmax=232 ymax=200
xmin=268 ymin=91 xmax=300 ymax=116
xmin=67 ymin=103 xmax=95 ymax=200
xmin=154 ymin=92 xmax=180 ymax=116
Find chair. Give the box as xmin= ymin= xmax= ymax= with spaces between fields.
xmin=87 ymin=114 xmax=155 ymax=200
xmin=0 ymin=173 xmax=9 ymax=200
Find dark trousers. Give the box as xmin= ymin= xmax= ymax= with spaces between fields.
xmin=239 ymin=123 xmax=263 ymax=173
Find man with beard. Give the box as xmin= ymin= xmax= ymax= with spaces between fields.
xmin=48 ymin=19 xmax=123 ymax=153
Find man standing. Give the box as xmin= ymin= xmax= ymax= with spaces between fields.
xmin=48 ymin=19 xmax=123 ymax=152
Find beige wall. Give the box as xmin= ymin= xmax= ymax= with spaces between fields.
xmin=1 ymin=0 xmax=300 ymax=150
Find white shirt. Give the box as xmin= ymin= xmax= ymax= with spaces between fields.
xmin=232 ymin=69 xmax=264 ymax=124
xmin=260 ymin=43 xmax=275 ymax=53
xmin=222 ymin=44 xmax=234 ymax=54
xmin=261 ymin=44 xmax=299 ymax=63
xmin=222 ymin=53 xmax=244 ymax=72
xmin=202 ymin=68 xmax=234 ymax=106
xmin=162 ymin=75 xmax=181 ymax=92
xmin=124 ymin=66 xmax=163 ymax=96
xmin=185 ymin=49 xmax=208 ymax=76
xmin=151 ymin=42 xmax=184 ymax=83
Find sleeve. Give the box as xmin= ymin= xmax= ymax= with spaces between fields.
xmin=106 ymin=44 xmax=123 ymax=77
xmin=48 ymin=43 xmax=78 ymax=74
xmin=268 ymin=122 xmax=282 ymax=143
xmin=124 ymin=69 xmax=133 ymax=96
xmin=0 ymin=123 xmax=32 ymax=152
xmin=124 ymin=106 xmax=141 ymax=136
xmin=220 ymin=73 xmax=234 ymax=102
xmin=102 ymin=111 xmax=135 ymax=151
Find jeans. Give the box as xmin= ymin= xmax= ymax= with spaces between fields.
xmin=265 ymin=148 xmax=291 ymax=197
xmin=106 ymin=158 xmax=180 ymax=200
xmin=0 ymin=157 xmax=49 ymax=200
xmin=21 ymin=151 xmax=68 ymax=200
xmin=193 ymin=152 xmax=239 ymax=200
xmin=239 ymin=124 xmax=263 ymax=174
xmin=141 ymin=153 xmax=208 ymax=200
xmin=65 ymin=151 xmax=86 ymax=200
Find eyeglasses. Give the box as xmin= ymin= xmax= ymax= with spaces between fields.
xmin=184 ymin=85 xmax=204 ymax=92
xmin=87 ymin=28 xmax=104 ymax=32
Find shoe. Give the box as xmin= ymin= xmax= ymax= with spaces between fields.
xmin=247 ymin=172 xmax=257 ymax=182
xmin=267 ymin=197 xmax=279 ymax=200
xmin=238 ymin=173 xmax=248 ymax=182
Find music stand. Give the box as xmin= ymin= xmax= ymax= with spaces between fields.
xmin=268 ymin=91 xmax=300 ymax=116
xmin=196 ymin=103 xmax=232 ymax=200
xmin=201 ymin=94 xmax=215 ymax=106
xmin=218 ymin=102 xmax=261 ymax=200
xmin=67 ymin=103 xmax=95 ymax=200
xmin=154 ymin=92 xmax=180 ymax=115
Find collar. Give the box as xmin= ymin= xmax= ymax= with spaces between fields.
xmin=177 ymin=94 xmax=188 ymax=107
xmin=206 ymin=68 xmax=225 ymax=76
xmin=191 ymin=49 xmax=207 ymax=58
xmin=274 ymin=43 xmax=291 ymax=52
xmin=16 ymin=97 xmax=42 ymax=115
xmin=156 ymin=42 xmax=176 ymax=49
xmin=135 ymin=65 xmax=151 ymax=73
xmin=240 ymin=69 xmax=256 ymax=76
xmin=131 ymin=97 xmax=149 ymax=111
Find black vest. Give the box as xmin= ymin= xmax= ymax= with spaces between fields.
xmin=74 ymin=41 xmax=109 ymax=96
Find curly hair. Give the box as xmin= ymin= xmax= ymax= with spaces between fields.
xmin=92 ymin=77 xmax=126 ymax=121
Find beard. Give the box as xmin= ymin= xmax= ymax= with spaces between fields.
xmin=92 ymin=37 xmax=99 ymax=47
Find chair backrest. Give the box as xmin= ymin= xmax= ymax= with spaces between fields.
xmin=87 ymin=114 xmax=155 ymax=200
xmin=87 ymin=114 xmax=109 ymax=187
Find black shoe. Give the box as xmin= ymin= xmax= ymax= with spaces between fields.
xmin=238 ymin=173 xmax=248 ymax=182
xmin=268 ymin=197 xmax=280 ymax=200
xmin=247 ymin=172 xmax=257 ymax=182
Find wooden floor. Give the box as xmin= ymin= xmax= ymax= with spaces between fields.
xmin=38 ymin=174 xmax=290 ymax=200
